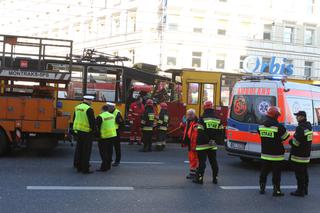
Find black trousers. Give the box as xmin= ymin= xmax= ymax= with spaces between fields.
xmin=292 ymin=162 xmax=309 ymax=189
xmin=73 ymin=131 xmax=93 ymax=172
xmin=113 ymin=130 xmax=121 ymax=163
xmin=98 ymin=138 xmax=115 ymax=170
xmin=197 ymin=149 xmax=219 ymax=178
xmin=142 ymin=130 xmax=153 ymax=151
xmin=259 ymin=160 xmax=283 ymax=186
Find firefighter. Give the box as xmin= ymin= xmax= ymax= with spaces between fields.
xmin=96 ymin=105 xmax=117 ymax=172
xmin=193 ymin=101 xmax=220 ymax=184
xmin=258 ymin=106 xmax=290 ymax=196
xmin=181 ymin=109 xmax=199 ymax=180
xmin=128 ymin=96 xmax=145 ymax=145
xmin=140 ymin=99 xmax=155 ymax=152
xmin=72 ymin=95 xmax=95 ymax=174
xmin=156 ymin=102 xmax=169 ymax=151
xmin=107 ymin=102 xmax=124 ymax=167
xmin=289 ymin=111 xmax=312 ymax=197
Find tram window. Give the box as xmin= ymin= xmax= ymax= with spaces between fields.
xmin=86 ymin=71 xmax=117 ymax=102
xmin=221 ymin=76 xmax=241 ymax=106
xmin=203 ymin=83 xmax=214 ymax=103
xmin=187 ymin=83 xmax=199 ymax=104
xmin=47 ymin=63 xmax=84 ymax=99
xmin=221 ymin=87 xmax=230 ymax=106
xmin=313 ymin=100 xmax=320 ymax=125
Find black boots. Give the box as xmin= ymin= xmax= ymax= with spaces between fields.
xmin=186 ymin=170 xmax=196 ymax=179
xmin=273 ymin=185 xmax=284 ymax=197
xmin=259 ymin=183 xmax=266 ymax=194
xmin=212 ymin=177 xmax=218 ymax=184
xmin=192 ymin=173 xmax=203 ymax=184
xmin=290 ymin=190 xmax=305 ymax=197
xmin=290 ymin=181 xmax=305 ymax=197
xmin=305 ymin=183 xmax=308 ymax=195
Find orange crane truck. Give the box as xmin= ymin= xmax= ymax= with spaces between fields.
xmin=0 ymin=35 xmax=72 ymax=155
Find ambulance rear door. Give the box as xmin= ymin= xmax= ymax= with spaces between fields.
xmin=227 ymin=80 xmax=278 ymax=158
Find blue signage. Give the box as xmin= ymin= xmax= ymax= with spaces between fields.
xmin=243 ymin=56 xmax=294 ymax=76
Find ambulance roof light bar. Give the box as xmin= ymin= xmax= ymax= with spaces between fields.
xmin=242 ymin=74 xmax=287 ymax=81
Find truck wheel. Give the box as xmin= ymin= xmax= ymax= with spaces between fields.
xmin=240 ymin=157 xmax=253 ymax=163
xmin=0 ymin=130 xmax=8 ymax=156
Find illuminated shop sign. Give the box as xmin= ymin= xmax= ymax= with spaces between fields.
xmin=242 ymin=56 xmax=294 ymax=76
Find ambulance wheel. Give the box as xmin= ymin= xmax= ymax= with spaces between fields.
xmin=0 ymin=129 xmax=9 ymax=157
xmin=240 ymin=157 xmax=253 ymax=163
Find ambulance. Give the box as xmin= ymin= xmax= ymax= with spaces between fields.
xmin=226 ymin=75 xmax=320 ymax=161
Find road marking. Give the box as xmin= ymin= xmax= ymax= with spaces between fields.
xmin=90 ymin=161 xmax=165 ymax=165
xmin=27 ymin=186 xmax=134 ymax=191
xmin=220 ymin=185 xmax=296 ymax=190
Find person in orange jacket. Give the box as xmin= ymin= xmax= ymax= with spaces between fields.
xmin=180 ymin=108 xmax=199 ymax=179
xmin=128 ymin=96 xmax=145 ymax=145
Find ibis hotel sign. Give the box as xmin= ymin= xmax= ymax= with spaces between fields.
xmin=242 ymin=56 xmax=294 ymax=76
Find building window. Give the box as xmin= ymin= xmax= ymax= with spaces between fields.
xmin=283 ymin=26 xmax=294 ymax=43
xmin=304 ymin=29 xmax=314 ymax=45
xmin=304 ymin=61 xmax=313 ymax=77
xmin=113 ymin=0 xmax=121 ymax=6
xmin=112 ymin=14 xmax=120 ymax=35
xmin=167 ymin=56 xmax=176 ymax=66
xmin=192 ymin=52 xmax=202 ymax=67
xmin=306 ymin=0 xmax=315 ymax=14
xmin=127 ymin=11 xmax=136 ymax=33
xmin=217 ymin=19 xmax=227 ymax=36
xmin=217 ymin=29 xmax=226 ymax=36
xmin=262 ymin=57 xmax=271 ymax=64
xmin=240 ymin=22 xmax=250 ymax=38
xmin=167 ymin=15 xmax=179 ymax=31
xmin=193 ymin=17 xmax=204 ymax=33
xmin=263 ymin=24 xmax=272 ymax=40
xmin=129 ymin=49 xmax=135 ymax=64
xmin=216 ymin=54 xmax=225 ymax=69
xmin=239 ymin=55 xmax=246 ymax=69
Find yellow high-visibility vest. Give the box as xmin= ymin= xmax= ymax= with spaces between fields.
xmin=99 ymin=112 xmax=117 ymax=139
xmin=73 ymin=103 xmax=91 ymax=133
xmin=112 ymin=109 xmax=120 ymax=130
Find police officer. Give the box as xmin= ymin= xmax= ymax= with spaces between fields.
xmin=107 ymin=102 xmax=124 ymax=167
xmin=290 ymin=111 xmax=312 ymax=197
xmin=140 ymin=99 xmax=155 ymax=152
xmin=258 ymin=106 xmax=290 ymax=196
xmin=96 ymin=105 xmax=117 ymax=172
xmin=73 ymin=95 xmax=96 ymax=174
xmin=193 ymin=101 xmax=220 ymax=184
xmin=155 ymin=102 xmax=169 ymax=151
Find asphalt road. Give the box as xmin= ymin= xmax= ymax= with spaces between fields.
xmin=1 ymin=142 xmax=320 ymax=213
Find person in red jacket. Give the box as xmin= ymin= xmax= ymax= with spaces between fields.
xmin=181 ymin=108 xmax=199 ymax=179
xmin=128 ymin=96 xmax=145 ymax=145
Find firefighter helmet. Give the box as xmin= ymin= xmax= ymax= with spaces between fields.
xmin=146 ymin=99 xmax=154 ymax=106
xmin=203 ymin=101 xmax=213 ymax=110
xmin=266 ymin=106 xmax=281 ymax=118
xmin=160 ymin=102 xmax=168 ymax=109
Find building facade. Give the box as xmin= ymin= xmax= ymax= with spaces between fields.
xmin=2 ymin=0 xmax=320 ymax=79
